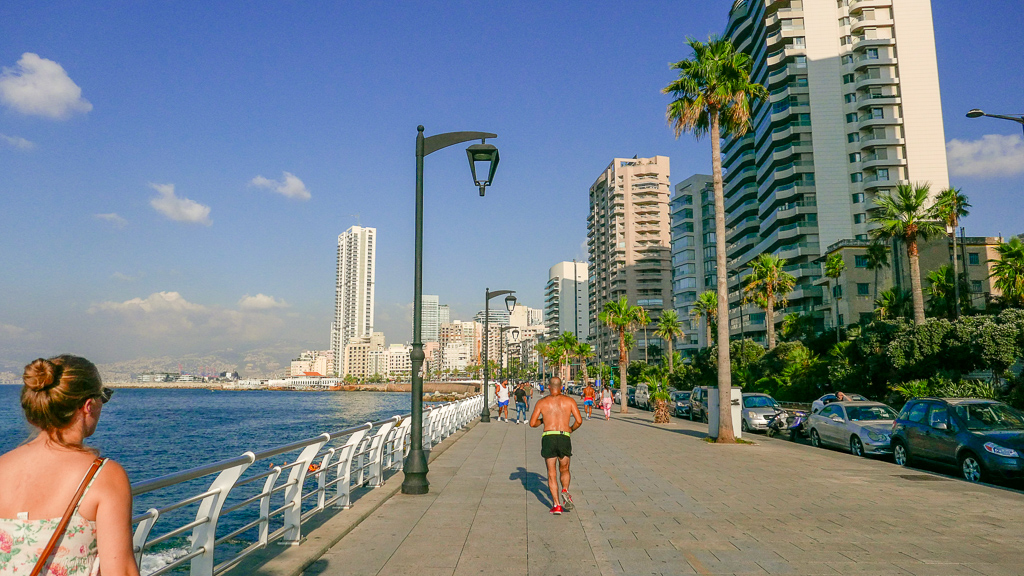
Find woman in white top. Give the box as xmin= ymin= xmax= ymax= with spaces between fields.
xmin=0 ymin=355 xmax=139 ymax=576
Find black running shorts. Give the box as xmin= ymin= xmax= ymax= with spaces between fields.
xmin=541 ymin=433 xmax=572 ymax=459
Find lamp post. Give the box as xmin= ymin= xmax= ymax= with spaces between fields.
xmin=966 ymin=109 xmax=1024 ymax=135
xmin=499 ymin=325 xmax=518 ymax=386
xmin=482 ymin=289 xmax=517 ymax=423
xmin=403 ymin=126 xmax=500 ymax=496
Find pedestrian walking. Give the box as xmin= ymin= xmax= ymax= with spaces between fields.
xmin=523 ymin=380 xmax=533 ymax=410
xmin=529 ymin=376 xmax=582 ymax=515
xmin=496 ymin=380 xmax=510 ymax=422
xmin=514 ymin=384 xmax=528 ymax=424
xmin=600 ymin=384 xmax=613 ymax=420
xmin=582 ymin=382 xmax=596 ymax=420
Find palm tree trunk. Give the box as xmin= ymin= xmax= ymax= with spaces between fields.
xmin=643 ymin=326 xmax=649 ymax=364
xmin=710 ymin=111 xmax=735 ymax=442
xmin=666 ymin=336 xmax=674 ymax=372
xmin=950 ymin=230 xmax=961 ymax=318
xmin=908 ymin=239 xmax=926 ymax=325
xmin=618 ymin=327 xmax=628 ymax=414
xmin=874 ymin=266 xmax=880 ymax=305
xmin=766 ymin=297 xmax=776 ymax=350
xmin=706 ymin=320 xmax=712 ymax=348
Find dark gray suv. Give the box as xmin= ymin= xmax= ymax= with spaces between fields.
xmin=891 ymin=398 xmax=1024 ymax=483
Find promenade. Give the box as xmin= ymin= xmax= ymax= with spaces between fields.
xmin=301 ymin=404 xmax=1024 ymax=576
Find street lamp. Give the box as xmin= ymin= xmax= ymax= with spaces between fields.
xmin=966 ymin=109 xmax=1024 ymax=135
xmin=482 ymin=288 xmax=516 ymax=423
xmin=403 ymin=126 xmax=500 ymax=496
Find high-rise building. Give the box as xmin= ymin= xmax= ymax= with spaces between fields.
xmin=439 ymin=304 xmax=450 ymax=326
xmin=422 ymin=295 xmax=441 ymax=343
xmin=587 ymin=156 xmax=673 ymax=364
xmin=670 ymin=175 xmax=716 ymax=357
xmin=343 ymin=332 xmax=385 ymax=378
xmin=544 ymin=261 xmax=590 ymax=340
xmin=510 ymin=305 xmax=545 ymax=329
xmin=721 ymin=0 xmax=949 ymax=339
xmin=331 ymin=226 xmax=377 ymax=373
xmin=474 ymin=309 xmax=509 ymax=326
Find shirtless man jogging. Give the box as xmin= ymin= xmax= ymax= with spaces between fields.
xmin=582 ymin=382 xmax=596 ymax=420
xmin=529 ymin=376 xmax=583 ymax=515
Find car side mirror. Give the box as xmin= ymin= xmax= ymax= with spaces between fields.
xmin=831 ymin=415 xmax=844 ymax=423
xmin=932 ymin=422 xmax=948 ymax=431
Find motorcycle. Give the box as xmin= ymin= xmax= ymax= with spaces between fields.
xmin=766 ymin=409 xmax=808 ymax=441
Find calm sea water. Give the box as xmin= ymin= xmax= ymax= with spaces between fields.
xmin=0 ymin=386 xmax=426 ymax=572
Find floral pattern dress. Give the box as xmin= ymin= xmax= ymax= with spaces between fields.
xmin=0 ymin=459 xmax=106 ymax=576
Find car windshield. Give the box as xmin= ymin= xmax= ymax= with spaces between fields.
xmin=743 ymin=396 xmax=778 ymax=409
xmin=955 ymin=403 xmax=1024 ymax=431
xmin=846 ymin=405 xmax=897 ymax=421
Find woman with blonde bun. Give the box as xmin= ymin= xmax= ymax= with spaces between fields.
xmin=0 ymin=355 xmax=139 ymax=576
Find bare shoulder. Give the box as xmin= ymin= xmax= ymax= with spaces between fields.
xmin=93 ymin=458 xmax=132 ymax=495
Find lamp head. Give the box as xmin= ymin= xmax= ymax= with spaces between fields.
xmin=504 ymin=293 xmax=517 ymax=314
xmin=966 ymin=109 xmax=985 ymax=118
xmin=466 ymin=142 xmax=500 ymax=196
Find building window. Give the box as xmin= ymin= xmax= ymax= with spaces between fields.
xmin=843 ymin=74 xmax=855 ymax=84
xmin=855 ymin=255 xmax=868 ymax=267
xmin=854 ymin=213 xmax=867 ymax=224
xmin=857 ymin=283 xmax=870 ymax=295
xmin=855 ymin=234 xmax=868 ymax=240
xmin=794 ymin=56 xmax=807 ymax=68
xmin=678 ymin=235 xmax=695 ymax=247
xmin=681 ymin=208 xmax=693 ymax=219
xmin=833 ymin=285 xmax=843 ymax=299
xmin=971 ymin=280 xmax=983 ymax=293
xmin=838 ymin=314 xmax=845 ymax=326
xmin=848 ymin=132 xmax=860 ymax=143
xmin=852 ymin=192 xmax=865 ymax=203
xmin=850 ymin=173 xmax=863 ymax=183
xmin=846 ymin=113 xmax=859 ymax=123
xmin=679 ymin=263 xmax=696 ymax=274
xmin=838 ymin=17 xmax=851 ymax=27
xmin=750 ymin=313 xmax=766 ymax=325
xmin=969 ymin=252 xmax=980 ymax=265
xmin=704 ymin=260 xmax=716 ymax=273
xmin=703 ymin=247 xmax=716 ymax=259
xmin=794 ymin=76 xmax=809 ymax=87
xmin=680 ymin=194 xmax=693 ymax=205
xmin=870 ymin=107 xmax=884 ymax=119
xmin=793 ymin=37 xmax=806 ymax=48
xmin=841 ymin=55 xmax=854 ymax=65
xmin=704 ymin=232 xmax=716 ymax=243
xmin=866 ymin=48 xmax=879 ymax=59
xmin=849 ymin=152 xmax=861 ymax=163
xmin=844 ymin=93 xmax=857 ymax=104
xmin=876 ymin=168 xmax=889 ymax=180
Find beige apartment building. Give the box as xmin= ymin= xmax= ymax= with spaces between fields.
xmin=816 ymin=237 xmax=1004 ymax=327
xmin=587 ymin=155 xmax=673 ymax=364
xmin=721 ymin=0 xmax=949 ymax=342
xmin=342 ymin=331 xmax=384 ymax=379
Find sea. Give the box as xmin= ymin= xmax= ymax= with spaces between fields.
xmin=0 ymin=386 xmax=427 ymax=573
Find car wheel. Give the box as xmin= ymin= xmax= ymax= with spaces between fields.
xmin=701 ymin=411 xmax=708 ymax=424
xmin=960 ymin=452 xmax=984 ymax=483
xmin=893 ymin=440 xmax=910 ymax=467
xmin=741 ymin=419 xmax=750 ymax=433
xmin=690 ymin=410 xmax=696 ymax=422
xmin=850 ymin=436 xmax=864 ymax=457
xmin=810 ymin=429 xmax=821 ymax=448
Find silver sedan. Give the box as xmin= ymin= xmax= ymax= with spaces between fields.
xmin=808 ymin=401 xmax=899 ymax=457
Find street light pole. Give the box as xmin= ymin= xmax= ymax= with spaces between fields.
xmin=482 ymin=289 xmax=517 ymax=423
xmin=403 ymin=126 xmax=500 ymax=496
xmin=966 ymin=109 xmax=1024 ymax=135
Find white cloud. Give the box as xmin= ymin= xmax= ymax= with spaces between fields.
xmin=239 ymin=293 xmax=289 ymax=310
xmin=94 ymin=212 xmax=127 ymax=228
xmin=947 ymin=134 xmax=1024 ymax=178
xmin=0 ymin=133 xmax=35 ymax=150
xmin=249 ymin=172 xmax=311 ymax=200
xmin=88 ymin=291 xmax=284 ymax=342
xmin=0 ymin=322 xmax=28 ymax=339
xmin=0 ymin=53 xmax=92 ymax=119
xmin=149 ymin=183 xmax=212 ymax=226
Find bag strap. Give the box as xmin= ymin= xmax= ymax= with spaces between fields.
xmin=30 ymin=457 xmax=106 ymax=576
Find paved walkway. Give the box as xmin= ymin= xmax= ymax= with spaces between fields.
xmin=303 ymin=405 xmax=1024 ymax=576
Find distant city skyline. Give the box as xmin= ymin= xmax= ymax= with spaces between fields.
xmin=0 ymin=1 xmax=1020 ymax=368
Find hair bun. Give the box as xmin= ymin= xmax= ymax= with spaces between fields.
xmin=23 ymin=358 xmax=62 ymax=391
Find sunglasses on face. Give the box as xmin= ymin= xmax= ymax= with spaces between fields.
xmin=95 ymin=387 xmax=114 ymax=404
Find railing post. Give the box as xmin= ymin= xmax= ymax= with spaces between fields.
xmin=315 ymin=448 xmax=335 ymax=512
xmin=367 ymin=416 xmax=399 ymax=488
xmin=390 ymin=418 xmax=412 ymax=471
xmin=190 ymin=452 xmax=255 ymax=576
xmin=333 ymin=427 xmax=368 ymax=509
xmin=131 ymin=508 xmax=159 ymax=568
xmin=279 ymin=434 xmax=330 ymax=545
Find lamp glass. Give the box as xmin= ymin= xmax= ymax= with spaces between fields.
xmin=966 ymin=109 xmax=985 ymax=118
xmin=466 ymin=144 xmax=500 ymax=189
xmin=505 ymin=294 xmax=517 ymax=314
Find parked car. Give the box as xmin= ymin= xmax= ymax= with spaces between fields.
xmin=808 ymin=401 xmax=898 ymax=456
xmin=634 ymin=383 xmax=651 ymax=410
xmin=810 ymin=393 xmax=869 ymax=414
xmin=627 ymin=386 xmax=637 ymax=407
xmin=672 ymin=391 xmax=691 ymax=418
xmin=891 ymin=398 xmax=1024 ymax=483
xmin=689 ymin=386 xmax=709 ymax=423
xmin=740 ymin=393 xmax=783 ymax=433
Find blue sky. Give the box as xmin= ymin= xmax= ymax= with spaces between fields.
xmin=1 ymin=1 xmax=1022 ymax=367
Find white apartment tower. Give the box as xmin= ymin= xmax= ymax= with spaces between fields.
xmin=544 ymin=261 xmax=590 ymax=340
xmin=722 ymin=0 xmax=948 ymax=338
xmin=587 ymin=156 xmax=674 ymax=364
xmin=422 ymin=295 xmax=441 ymax=343
xmin=331 ymin=226 xmax=377 ymax=372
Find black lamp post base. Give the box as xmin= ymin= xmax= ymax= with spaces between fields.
xmin=401 ymin=449 xmax=430 ymax=494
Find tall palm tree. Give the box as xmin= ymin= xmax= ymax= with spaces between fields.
xmin=875 ymin=287 xmax=912 ymax=320
xmin=869 ymin=182 xmax=945 ymax=325
xmin=551 ymin=332 xmax=578 ymax=383
xmin=664 ymin=36 xmax=766 ymax=442
xmin=745 ymin=254 xmax=796 ymax=350
xmin=599 ymin=296 xmax=644 ymax=414
xmin=637 ymin=307 xmax=652 ymax=364
xmin=654 ymin=310 xmax=684 ymax=373
xmin=931 ymin=187 xmax=971 ymax=318
xmin=865 ymin=241 xmax=890 ymax=303
xmin=691 ymin=291 xmax=719 ymax=347
xmin=990 ymin=237 xmax=1024 ymax=308
xmin=824 ymin=252 xmax=846 ymax=342
xmin=574 ymin=342 xmax=594 ymax=389
xmin=925 ymin=264 xmax=960 ymax=319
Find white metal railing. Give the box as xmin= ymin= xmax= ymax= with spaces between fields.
xmin=129 ymin=394 xmax=485 ymax=576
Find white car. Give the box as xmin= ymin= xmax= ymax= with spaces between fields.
xmin=634 ymin=383 xmax=650 ymax=410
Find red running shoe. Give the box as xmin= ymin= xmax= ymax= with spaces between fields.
xmin=560 ymin=490 xmax=574 ymax=511
xmin=549 ymin=505 xmax=563 ymax=515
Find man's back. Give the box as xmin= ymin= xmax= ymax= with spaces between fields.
xmin=532 ymin=394 xmax=579 ymax=432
